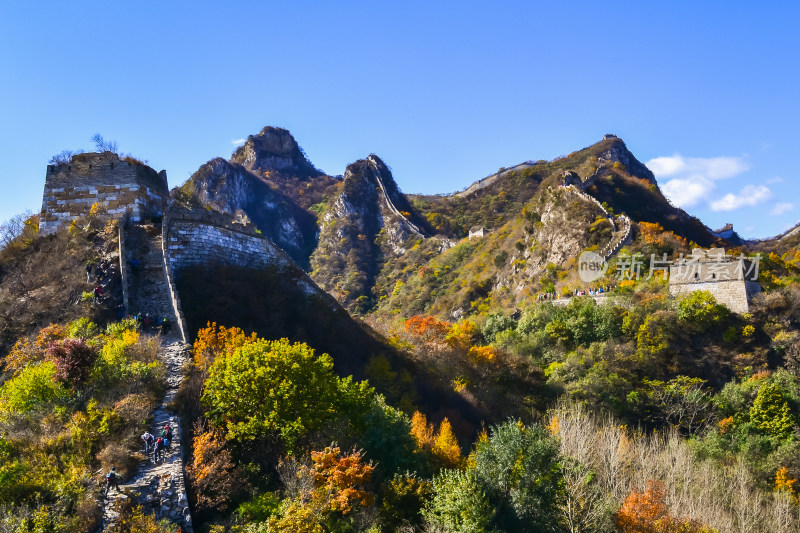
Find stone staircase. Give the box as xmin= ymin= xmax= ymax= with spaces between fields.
xmin=98 ymin=224 xmax=193 ymax=531
xmin=100 ymin=341 xmax=193 ymax=532
xmin=601 ymin=214 xmax=632 ymax=260
xmin=562 ymin=184 xmax=632 ymax=260
xmin=124 ymin=224 xmax=179 ymax=327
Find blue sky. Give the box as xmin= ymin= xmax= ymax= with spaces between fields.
xmin=1 ymin=1 xmax=798 ymax=239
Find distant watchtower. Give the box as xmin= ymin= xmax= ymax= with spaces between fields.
xmin=668 ymin=248 xmax=761 ymax=313
xmin=40 ymin=152 xmax=168 ymax=234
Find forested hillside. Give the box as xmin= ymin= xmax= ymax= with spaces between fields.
xmin=1 ymin=130 xmax=800 ymax=532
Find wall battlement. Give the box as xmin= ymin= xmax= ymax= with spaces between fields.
xmin=40 ymin=152 xmax=168 ymax=234
xmin=668 ymin=248 xmax=761 ymax=313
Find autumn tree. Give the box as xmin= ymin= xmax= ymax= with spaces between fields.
xmin=306 ymin=446 xmax=375 ymax=513
xmin=269 ymin=447 xmax=376 ymax=531
xmin=615 ymin=480 xmax=716 ymax=533
xmin=201 ymin=337 xmax=372 ymax=451
xmin=186 ymin=422 xmax=249 ymax=512
xmin=192 ymin=321 xmax=256 ymax=371
xmin=410 ymin=411 xmax=463 ymax=469
xmin=404 ymin=315 xmax=451 ymax=344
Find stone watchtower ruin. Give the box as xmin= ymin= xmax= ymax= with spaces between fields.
xmin=668 ymin=248 xmax=762 ymax=313
xmin=39 ymin=152 xmax=169 ymax=234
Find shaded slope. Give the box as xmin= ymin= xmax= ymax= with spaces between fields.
xmin=175 ymin=262 xmax=480 ymax=427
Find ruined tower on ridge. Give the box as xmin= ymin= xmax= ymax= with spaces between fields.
xmin=39 ymin=152 xmax=168 ymax=234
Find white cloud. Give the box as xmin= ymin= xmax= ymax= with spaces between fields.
xmin=660 ymin=176 xmax=715 ymax=208
xmin=710 ymin=185 xmax=772 ymax=212
xmin=646 ymin=154 xmax=749 ymax=180
xmin=767 ymin=176 xmax=784 ymax=184
xmin=771 ymin=202 xmax=794 ymax=216
xmin=231 ymin=138 xmax=246 ymax=145
xmin=646 ymin=154 xmax=752 ymax=209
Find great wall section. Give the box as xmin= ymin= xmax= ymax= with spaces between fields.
xmin=39 ymin=152 xmax=336 ymax=531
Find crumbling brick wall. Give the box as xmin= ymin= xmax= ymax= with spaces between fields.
xmin=40 ymin=152 xmax=168 ymax=234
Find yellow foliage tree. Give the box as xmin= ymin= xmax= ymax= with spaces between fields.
xmin=468 ymin=345 xmax=497 ymax=364
xmin=445 ymin=320 xmax=479 ymax=351
xmin=432 ymin=418 xmax=462 ymax=469
xmin=410 ymin=411 xmax=435 ymax=449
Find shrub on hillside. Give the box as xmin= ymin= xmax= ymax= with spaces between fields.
xmin=48 ymin=338 xmax=97 ymax=385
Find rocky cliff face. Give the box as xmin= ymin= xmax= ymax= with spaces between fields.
xmin=230 ymin=126 xmax=320 ymax=177
xmin=180 ymin=158 xmax=318 ymax=268
xmin=177 ymin=128 xmax=735 ymax=319
xmin=590 ymin=137 xmax=658 ymax=184
xmin=310 ymin=155 xmax=427 ymax=313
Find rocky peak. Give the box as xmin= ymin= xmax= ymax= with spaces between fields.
xmin=177 ymin=156 xmax=318 ymax=268
xmin=595 ymin=136 xmax=657 ymax=184
xmin=230 ymin=126 xmax=320 ymax=177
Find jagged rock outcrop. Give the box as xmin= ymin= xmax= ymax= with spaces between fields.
xmin=178 ymin=158 xmax=318 ymax=268
xmin=310 ymin=155 xmax=426 ymax=312
xmin=230 ymin=126 xmax=321 ymax=177
xmin=591 ymin=136 xmax=658 ymax=184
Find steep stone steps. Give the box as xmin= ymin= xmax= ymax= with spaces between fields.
xmin=124 ymin=224 xmax=179 ymax=327
xmin=99 ymin=340 xmax=193 ymax=532
xmin=562 ymin=184 xmax=632 ymax=260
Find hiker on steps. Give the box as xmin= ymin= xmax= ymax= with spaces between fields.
xmin=154 ymin=437 xmax=165 ymax=463
xmin=162 ymin=424 xmax=173 ymax=450
xmin=104 ymin=466 xmax=120 ymax=496
xmin=141 ymin=431 xmax=155 ymax=455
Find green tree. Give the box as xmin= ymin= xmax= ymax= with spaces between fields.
xmin=636 ymin=311 xmax=676 ymax=359
xmin=202 ymin=338 xmax=372 ymax=450
xmin=677 ymin=290 xmax=730 ymax=331
xmin=750 ymin=383 xmax=796 ymax=440
xmin=423 ymin=469 xmax=497 ymax=533
xmin=0 ymin=361 xmax=68 ymax=413
xmin=473 ymin=420 xmax=563 ymax=532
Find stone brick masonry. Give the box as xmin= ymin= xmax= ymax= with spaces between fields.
xmin=165 ymin=216 xmax=289 ymax=274
xmin=669 ymin=248 xmax=761 ymax=313
xmin=40 ymin=152 xmax=168 ymax=234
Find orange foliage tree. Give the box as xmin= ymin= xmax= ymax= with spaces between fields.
xmin=192 ymin=321 xmax=256 ymax=371
xmin=404 ymin=315 xmax=451 ymax=341
xmin=775 ymin=466 xmax=799 ymax=504
xmin=615 ymin=480 xmax=716 ymax=533
xmin=186 ymin=422 xmax=249 ymax=512
xmin=410 ymin=411 xmax=435 ymax=449
xmin=306 ymin=446 xmax=375 ymax=513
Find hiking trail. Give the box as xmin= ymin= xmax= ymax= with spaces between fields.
xmin=99 ymin=338 xmax=193 ymax=532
